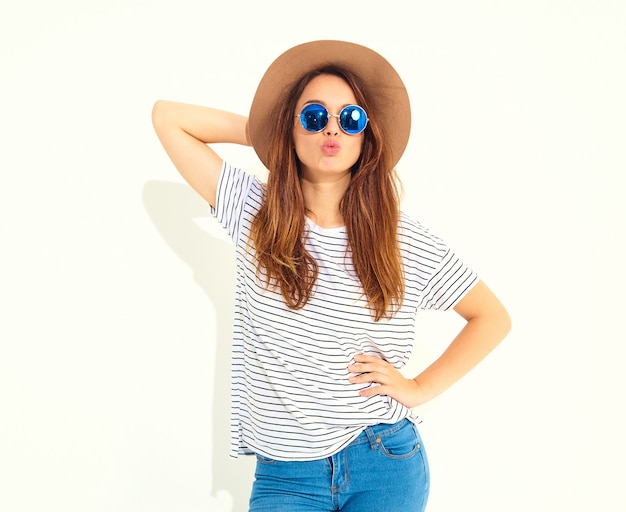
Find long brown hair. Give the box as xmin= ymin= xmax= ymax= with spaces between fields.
xmin=250 ymin=66 xmax=404 ymax=321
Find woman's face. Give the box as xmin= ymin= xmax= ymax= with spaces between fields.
xmin=293 ymin=74 xmax=364 ymax=181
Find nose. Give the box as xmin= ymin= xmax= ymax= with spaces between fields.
xmin=325 ymin=114 xmax=340 ymax=135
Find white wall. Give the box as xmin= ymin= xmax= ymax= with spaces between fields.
xmin=1 ymin=1 xmax=624 ymax=511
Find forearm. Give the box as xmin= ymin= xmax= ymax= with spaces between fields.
xmin=349 ymin=280 xmax=511 ymax=409
xmin=412 ymin=310 xmax=511 ymax=405
xmin=151 ymin=100 xmax=250 ymax=205
xmin=152 ymin=100 xmax=250 ymax=146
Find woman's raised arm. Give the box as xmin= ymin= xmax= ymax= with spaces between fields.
xmin=151 ymin=101 xmax=250 ymax=207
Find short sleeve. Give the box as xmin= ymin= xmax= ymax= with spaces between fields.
xmin=400 ymin=214 xmax=479 ymax=311
xmin=209 ymin=161 xmax=257 ymax=245
xmin=418 ymin=247 xmax=478 ymax=310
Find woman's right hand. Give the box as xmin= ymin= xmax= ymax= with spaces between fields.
xmin=151 ymin=101 xmax=250 ymax=207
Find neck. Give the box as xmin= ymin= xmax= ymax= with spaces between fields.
xmin=300 ymin=173 xmax=350 ymax=229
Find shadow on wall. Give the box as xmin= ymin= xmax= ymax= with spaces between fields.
xmin=142 ymin=180 xmax=255 ymax=512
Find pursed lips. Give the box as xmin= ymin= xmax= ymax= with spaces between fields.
xmin=321 ymin=139 xmax=340 ymax=156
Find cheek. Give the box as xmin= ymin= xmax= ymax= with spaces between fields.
xmin=293 ymin=132 xmax=314 ymax=160
xmin=292 ymin=128 xmax=304 ymax=155
xmin=347 ymin=137 xmax=365 ymax=161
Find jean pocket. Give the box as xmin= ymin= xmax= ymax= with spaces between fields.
xmin=379 ymin=422 xmax=422 ymax=460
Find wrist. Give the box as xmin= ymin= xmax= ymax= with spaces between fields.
xmin=409 ymin=377 xmax=435 ymax=408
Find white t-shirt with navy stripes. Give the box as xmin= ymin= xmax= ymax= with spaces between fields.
xmin=210 ymin=161 xmax=478 ymax=461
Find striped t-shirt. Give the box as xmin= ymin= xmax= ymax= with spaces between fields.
xmin=210 ymin=161 xmax=478 ymax=461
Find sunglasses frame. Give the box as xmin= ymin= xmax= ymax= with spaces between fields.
xmin=296 ymin=103 xmax=369 ymax=135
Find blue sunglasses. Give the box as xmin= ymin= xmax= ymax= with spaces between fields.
xmin=297 ymin=103 xmax=368 ymax=135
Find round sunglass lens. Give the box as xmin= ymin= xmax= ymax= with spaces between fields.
xmin=340 ymin=106 xmax=367 ymax=134
xmin=300 ymin=104 xmax=328 ymax=132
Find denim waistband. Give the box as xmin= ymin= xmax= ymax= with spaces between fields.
xmin=348 ymin=418 xmax=413 ymax=449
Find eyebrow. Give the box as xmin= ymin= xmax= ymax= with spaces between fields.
xmin=302 ymin=100 xmax=355 ymax=109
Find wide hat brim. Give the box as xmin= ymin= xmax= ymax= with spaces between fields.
xmin=248 ymin=40 xmax=411 ymax=170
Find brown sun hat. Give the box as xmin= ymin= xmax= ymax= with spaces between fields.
xmin=248 ymin=40 xmax=411 ymax=170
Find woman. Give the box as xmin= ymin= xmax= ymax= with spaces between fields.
xmin=152 ymin=40 xmax=511 ymax=512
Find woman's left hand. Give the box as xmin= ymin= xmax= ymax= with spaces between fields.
xmin=347 ymin=354 xmax=425 ymax=408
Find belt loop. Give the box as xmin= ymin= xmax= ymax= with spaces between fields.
xmin=364 ymin=426 xmax=382 ymax=450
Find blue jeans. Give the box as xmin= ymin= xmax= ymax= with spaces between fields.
xmin=249 ymin=419 xmax=430 ymax=511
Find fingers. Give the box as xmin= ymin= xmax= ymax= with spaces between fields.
xmin=348 ymin=353 xmax=389 ymax=369
xmin=347 ymin=371 xmax=384 ymax=386
xmin=347 ymin=353 xmax=393 ymax=386
xmin=347 ymin=353 xmax=422 ymax=407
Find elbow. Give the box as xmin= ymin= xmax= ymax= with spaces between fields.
xmin=151 ymin=100 xmax=179 ymax=134
xmin=496 ymin=305 xmax=512 ymax=342
xmin=504 ymin=311 xmax=512 ymax=338
xmin=151 ymin=100 xmax=167 ymax=130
